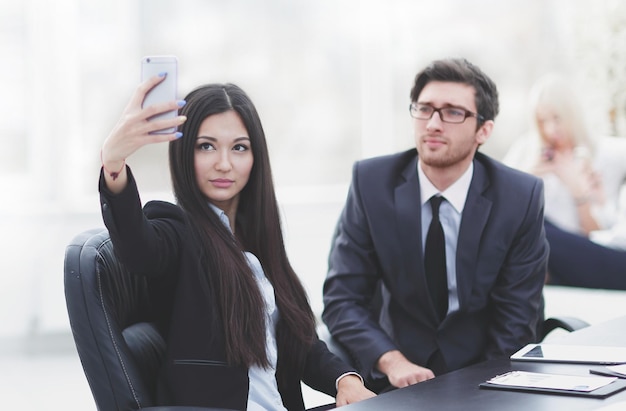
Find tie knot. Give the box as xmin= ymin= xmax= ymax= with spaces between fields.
xmin=430 ymin=195 xmax=444 ymax=215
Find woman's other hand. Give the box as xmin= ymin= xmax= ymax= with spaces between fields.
xmin=335 ymin=374 xmax=376 ymax=407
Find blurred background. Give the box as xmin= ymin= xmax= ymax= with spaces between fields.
xmin=1 ymin=0 xmax=625 ymax=408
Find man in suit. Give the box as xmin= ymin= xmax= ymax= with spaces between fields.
xmin=322 ymin=58 xmax=548 ymax=392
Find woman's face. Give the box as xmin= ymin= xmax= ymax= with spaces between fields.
xmin=194 ymin=110 xmax=254 ymax=215
xmin=535 ymin=105 xmax=573 ymax=150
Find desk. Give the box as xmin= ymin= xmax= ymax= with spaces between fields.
xmin=340 ymin=316 xmax=626 ymax=411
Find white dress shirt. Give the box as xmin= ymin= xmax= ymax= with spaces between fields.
xmin=417 ymin=160 xmax=473 ymax=316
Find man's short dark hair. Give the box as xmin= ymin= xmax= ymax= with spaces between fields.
xmin=410 ymin=58 xmax=499 ymax=127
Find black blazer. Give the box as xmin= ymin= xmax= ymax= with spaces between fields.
xmin=323 ymin=149 xmax=548 ymax=382
xmin=100 ymin=168 xmax=353 ymax=410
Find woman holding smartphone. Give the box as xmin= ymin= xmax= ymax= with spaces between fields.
xmin=503 ymin=74 xmax=626 ymax=290
xmin=99 ymin=75 xmax=375 ymax=410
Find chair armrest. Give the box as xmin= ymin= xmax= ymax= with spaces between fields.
xmin=541 ymin=316 xmax=591 ymax=341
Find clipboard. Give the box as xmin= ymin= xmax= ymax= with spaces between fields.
xmin=480 ymin=379 xmax=626 ymax=398
xmin=479 ymin=371 xmax=626 ymax=399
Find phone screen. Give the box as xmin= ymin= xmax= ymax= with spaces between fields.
xmin=141 ymin=56 xmax=178 ymax=134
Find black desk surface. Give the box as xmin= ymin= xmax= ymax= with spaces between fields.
xmin=339 ymin=316 xmax=626 ymax=411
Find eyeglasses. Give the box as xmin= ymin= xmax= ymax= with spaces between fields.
xmin=409 ymin=103 xmax=484 ymax=124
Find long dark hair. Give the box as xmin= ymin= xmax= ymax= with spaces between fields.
xmin=169 ymin=84 xmax=315 ymax=382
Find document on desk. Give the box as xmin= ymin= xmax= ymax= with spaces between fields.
xmin=486 ymin=371 xmax=616 ymax=392
xmin=479 ymin=370 xmax=626 ymax=398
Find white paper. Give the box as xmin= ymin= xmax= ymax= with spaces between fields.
xmin=488 ymin=371 xmax=617 ymax=392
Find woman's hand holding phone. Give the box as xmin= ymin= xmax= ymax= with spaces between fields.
xmin=141 ymin=56 xmax=180 ymax=134
xmin=101 ymin=73 xmax=187 ymax=193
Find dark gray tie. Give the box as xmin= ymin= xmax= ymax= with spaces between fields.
xmin=424 ymin=196 xmax=448 ymax=321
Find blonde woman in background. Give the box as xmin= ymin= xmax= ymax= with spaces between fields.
xmin=504 ymin=74 xmax=626 ymax=290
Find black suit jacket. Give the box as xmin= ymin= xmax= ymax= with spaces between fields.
xmin=100 ymin=168 xmax=353 ymax=410
xmin=323 ymin=149 xmax=548 ymax=383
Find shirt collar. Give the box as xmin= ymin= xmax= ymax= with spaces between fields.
xmin=208 ymin=202 xmax=233 ymax=233
xmin=417 ymin=159 xmax=474 ymax=214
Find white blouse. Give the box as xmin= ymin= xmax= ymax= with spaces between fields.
xmin=209 ymin=203 xmax=287 ymax=411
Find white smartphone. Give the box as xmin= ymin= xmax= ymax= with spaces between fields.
xmin=141 ymin=55 xmax=178 ymax=134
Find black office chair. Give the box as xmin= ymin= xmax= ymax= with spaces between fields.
xmin=64 ymin=228 xmax=229 ymax=411
xmin=540 ymin=316 xmax=590 ymax=340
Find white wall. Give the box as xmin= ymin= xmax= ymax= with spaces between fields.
xmin=1 ymin=0 xmax=625 ymax=342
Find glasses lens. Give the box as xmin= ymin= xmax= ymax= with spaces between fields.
xmin=411 ymin=104 xmax=433 ymax=119
xmin=441 ymin=108 xmax=467 ymax=123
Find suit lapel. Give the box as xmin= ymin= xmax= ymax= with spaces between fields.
xmin=456 ymin=158 xmax=492 ymax=308
xmin=393 ymin=158 xmax=434 ymax=319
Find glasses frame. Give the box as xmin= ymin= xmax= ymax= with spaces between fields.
xmin=409 ymin=103 xmax=485 ymax=124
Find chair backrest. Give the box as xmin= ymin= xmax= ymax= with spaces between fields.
xmin=64 ymin=228 xmax=166 ymax=410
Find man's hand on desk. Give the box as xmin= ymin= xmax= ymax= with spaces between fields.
xmin=376 ymin=350 xmax=435 ymax=388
